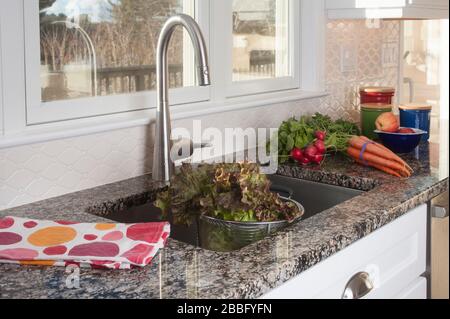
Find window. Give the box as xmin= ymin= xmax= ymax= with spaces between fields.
xmin=232 ymin=0 xmax=290 ymax=82
xmin=222 ymin=0 xmax=300 ymax=97
xmin=24 ymin=0 xmax=209 ymax=124
xmin=38 ymin=0 xmax=196 ymax=103
xmin=0 ymin=0 xmax=323 ymax=134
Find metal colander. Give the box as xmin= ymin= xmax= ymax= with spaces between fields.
xmin=197 ymin=197 xmax=304 ymax=252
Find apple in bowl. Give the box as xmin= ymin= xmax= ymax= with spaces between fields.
xmin=374 ymin=128 xmax=427 ymax=153
xmin=397 ymin=128 xmax=416 ymax=134
xmin=375 ymin=112 xmax=399 ymax=133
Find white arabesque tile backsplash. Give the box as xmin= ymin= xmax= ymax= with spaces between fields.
xmin=0 ymin=126 xmax=152 ymax=208
xmin=0 ymin=20 xmax=400 ymax=210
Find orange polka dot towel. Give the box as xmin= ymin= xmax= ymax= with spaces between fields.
xmin=0 ymin=216 xmax=170 ymax=269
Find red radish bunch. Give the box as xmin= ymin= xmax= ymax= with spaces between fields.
xmin=289 ymin=131 xmax=327 ymax=166
xmin=303 ymin=144 xmax=324 ymax=165
xmin=315 ymin=131 xmax=326 ymax=141
xmin=290 ymin=148 xmax=304 ymax=162
xmin=314 ymin=139 xmax=326 ymax=154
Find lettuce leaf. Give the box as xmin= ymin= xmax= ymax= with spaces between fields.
xmin=154 ymin=162 xmax=303 ymax=225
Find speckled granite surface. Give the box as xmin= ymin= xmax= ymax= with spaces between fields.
xmin=0 ymin=142 xmax=447 ymax=299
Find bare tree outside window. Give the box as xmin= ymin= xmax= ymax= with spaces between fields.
xmin=39 ymin=0 xmax=190 ymax=102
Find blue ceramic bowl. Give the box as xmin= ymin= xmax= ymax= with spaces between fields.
xmin=374 ymin=128 xmax=427 ymax=154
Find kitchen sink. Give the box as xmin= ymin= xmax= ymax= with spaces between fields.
xmin=268 ymin=175 xmax=364 ymax=220
xmin=101 ymin=175 xmax=364 ymax=251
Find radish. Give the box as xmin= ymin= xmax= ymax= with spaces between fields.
xmin=312 ymin=154 xmax=324 ymax=164
xmin=314 ymin=140 xmax=326 ymax=154
xmin=290 ymin=147 xmax=304 ymax=162
xmin=299 ymin=156 xmax=311 ymax=165
xmin=304 ymin=145 xmax=318 ymax=159
xmin=315 ymin=131 xmax=326 ymax=141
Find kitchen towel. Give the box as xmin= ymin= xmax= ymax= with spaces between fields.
xmin=0 ymin=216 xmax=170 ymax=269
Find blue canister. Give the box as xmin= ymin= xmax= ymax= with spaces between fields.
xmin=399 ymin=103 xmax=432 ymax=141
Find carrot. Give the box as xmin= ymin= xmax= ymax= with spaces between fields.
xmin=358 ymin=136 xmax=402 ymax=158
xmin=348 ymin=136 xmax=395 ymax=159
xmin=358 ymin=136 xmax=413 ymax=172
xmin=347 ymin=147 xmax=411 ymax=177
xmin=353 ymin=136 xmax=413 ymax=173
xmin=355 ymin=159 xmax=402 ymax=178
xmin=352 ymin=153 xmax=409 ymax=178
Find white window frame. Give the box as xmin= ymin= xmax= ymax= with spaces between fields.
xmin=0 ymin=0 xmax=326 ymax=147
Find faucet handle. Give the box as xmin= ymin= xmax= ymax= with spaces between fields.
xmin=170 ymin=138 xmax=212 ymax=162
xmin=193 ymin=141 xmax=212 ymax=149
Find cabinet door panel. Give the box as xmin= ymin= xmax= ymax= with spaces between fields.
xmin=395 ymin=277 xmax=427 ymax=299
xmin=262 ymin=204 xmax=427 ymax=299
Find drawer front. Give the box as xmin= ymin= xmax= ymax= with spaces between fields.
xmin=395 ymin=277 xmax=427 ymax=299
xmin=262 ymin=204 xmax=427 ymax=299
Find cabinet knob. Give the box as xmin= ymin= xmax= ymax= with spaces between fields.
xmin=431 ymin=205 xmax=448 ymax=219
xmin=342 ymin=272 xmax=374 ymax=299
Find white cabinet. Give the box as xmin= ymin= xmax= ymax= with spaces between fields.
xmin=261 ymin=204 xmax=427 ymax=299
xmin=395 ymin=277 xmax=427 ymax=299
xmin=326 ymin=0 xmax=449 ymax=19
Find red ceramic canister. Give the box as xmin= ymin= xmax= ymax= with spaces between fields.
xmin=360 ymin=86 xmax=395 ymax=104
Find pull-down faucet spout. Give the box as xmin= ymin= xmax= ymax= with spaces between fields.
xmin=152 ymin=14 xmax=211 ymax=183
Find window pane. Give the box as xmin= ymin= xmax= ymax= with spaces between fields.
xmin=39 ymin=0 xmax=195 ymax=102
xmin=232 ymin=0 xmax=290 ymax=82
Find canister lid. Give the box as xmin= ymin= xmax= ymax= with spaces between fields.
xmin=360 ymin=86 xmax=396 ymax=94
xmin=399 ymin=103 xmax=432 ymax=111
xmin=361 ymin=103 xmax=393 ymax=110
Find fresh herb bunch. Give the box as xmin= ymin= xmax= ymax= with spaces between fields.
xmin=271 ymin=113 xmax=360 ymax=163
xmin=154 ymin=163 xmax=303 ymax=225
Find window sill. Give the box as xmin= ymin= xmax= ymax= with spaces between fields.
xmin=0 ymin=89 xmax=328 ymax=150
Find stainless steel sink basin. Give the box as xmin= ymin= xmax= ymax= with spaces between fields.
xmin=268 ymin=175 xmax=364 ymax=220
xmin=101 ymin=175 xmax=364 ymax=251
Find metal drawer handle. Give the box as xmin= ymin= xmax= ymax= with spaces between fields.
xmin=342 ymin=272 xmax=374 ymax=299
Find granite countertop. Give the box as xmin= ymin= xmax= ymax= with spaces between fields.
xmin=0 ymin=142 xmax=448 ymax=299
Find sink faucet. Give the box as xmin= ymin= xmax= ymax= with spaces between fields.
xmin=153 ymin=14 xmax=211 ymax=183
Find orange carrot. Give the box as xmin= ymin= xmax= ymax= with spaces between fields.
xmin=358 ymin=135 xmax=397 ymax=155
xmin=355 ymin=159 xmax=402 ymax=178
xmin=354 ymin=136 xmax=413 ymax=172
xmin=347 ymin=147 xmax=411 ymax=177
xmin=357 ymin=136 xmax=413 ymax=172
